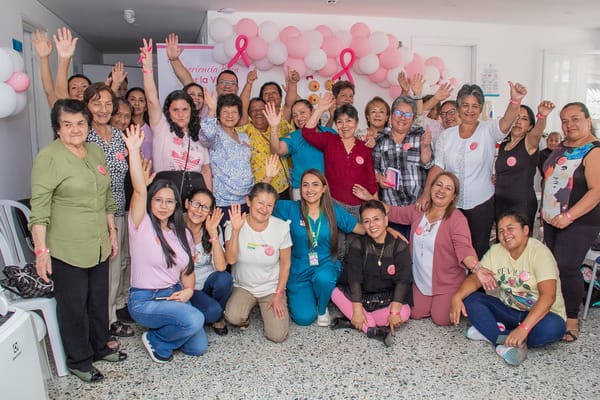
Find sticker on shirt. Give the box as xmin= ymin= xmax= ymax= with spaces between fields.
xmin=402 ymin=143 xmax=412 ymax=151
xmin=173 ymin=137 xmax=184 ymax=145
xmin=355 ymin=156 xmax=364 ymax=165
xmin=387 ymin=264 xmax=396 ymax=275
xmin=116 ymin=151 xmax=126 ymax=161
xmin=506 ymin=156 xmax=517 ymax=167
xmin=308 ymin=251 xmax=319 ymax=266
xmin=299 ymin=219 xmax=306 ymax=227
xmin=469 ymin=142 xmax=478 ymax=151
xmin=415 ymin=226 xmax=424 ymax=235
xmin=97 ymin=165 xmax=107 ymax=175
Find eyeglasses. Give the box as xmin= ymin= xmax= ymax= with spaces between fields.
xmin=218 ymin=80 xmax=237 ymax=87
xmin=152 ymin=197 xmax=176 ymax=207
xmin=440 ymin=109 xmax=457 ymax=118
xmin=392 ymin=110 xmax=414 ymax=119
xmin=189 ymin=201 xmax=211 ymax=212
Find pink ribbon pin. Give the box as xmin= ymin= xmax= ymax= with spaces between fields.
xmin=136 ymin=44 xmax=153 ymax=65
xmin=403 ymin=143 xmax=412 ymax=151
xmin=227 ymin=35 xmax=250 ymax=68
xmin=355 ymin=156 xmax=364 ymax=165
xmin=506 ymin=156 xmax=517 ymax=167
xmin=332 ymin=48 xmax=356 ymax=84
xmin=97 ymin=165 xmax=107 ymax=175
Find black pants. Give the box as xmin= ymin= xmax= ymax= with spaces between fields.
xmin=543 ymin=222 xmax=600 ymax=319
xmin=460 ymin=195 xmax=495 ymax=259
xmin=52 ymin=257 xmax=111 ymax=371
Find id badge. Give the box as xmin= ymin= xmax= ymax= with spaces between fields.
xmin=308 ymin=251 xmax=319 ymax=266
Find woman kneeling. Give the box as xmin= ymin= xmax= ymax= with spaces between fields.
xmin=331 ymin=200 xmax=412 ymax=347
xmin=450 ymin=212 xmax=566 ymax=366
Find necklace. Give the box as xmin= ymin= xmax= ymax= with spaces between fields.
xmin=377 ymin=242 xmax=385 ymax=267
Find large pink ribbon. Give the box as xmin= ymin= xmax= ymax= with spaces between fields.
xmin=332 ymin=48 xmax=356 ymax=84
xmin=227 ymin=35 xmax=250 ymax=68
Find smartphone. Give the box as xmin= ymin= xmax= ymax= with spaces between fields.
xmin=153 ymin=296 xmax=170 ymax=301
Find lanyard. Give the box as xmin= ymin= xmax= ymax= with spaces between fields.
xmin=307 ymin=211 xmax=322 ymax=249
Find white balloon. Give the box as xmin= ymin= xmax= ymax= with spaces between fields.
xmin=387 ymin=67 xmax=404 ymax=85
xmin=303 ymin=30 xmax=324 ymax=49
xmin=6 ymin=48 xmax=24 ymax=72
xmin=259 ymin=21 xmax=280 ymax=42
xmin=12 ymin=92 xmax=27 ymax=115
xmin=424 ymin=65 xmax=440 ymax=84
xmin=304 ymin=48 xmax=327 ymax=71
xmin=209 ymin=18 xmax=234 ymax=43
xmin=255 ymin=58 xmax=273 ymax=71
xmin=0 ymin=82 xmax=17 ymax=118
xmin=224 ymin=36 xmax=239 ymax=58
xmin=212 ymin=43 xmax=229 ymax=65
xmin=336 ymin=30 xmax=352 ymax=48
xmin=0 ymin=48 xmax=14 ymax=82
xmin=358 ymin=54 xmax=380 ymax=75
xmin=352 ymin=60 xmax=363 ymax=75
xmin=370 ymin=31 xmax=388 ymax=54
xmin=267 ymin=41 xmax=288 ymax=65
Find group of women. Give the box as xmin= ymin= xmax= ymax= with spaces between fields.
xmin=27 ymin=29 xmax=599 ymax=380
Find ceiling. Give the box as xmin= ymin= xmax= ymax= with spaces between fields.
xmin=37 ymin=0 xmax=600 ymax=53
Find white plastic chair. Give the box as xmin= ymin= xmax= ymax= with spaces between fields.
xmin=0 ymin=231 xmax=68 ymax=377
xmin=0 ymin=200 xmax=34 ymax=265
xmin=583 ymin=253 xmax=600 ymax=320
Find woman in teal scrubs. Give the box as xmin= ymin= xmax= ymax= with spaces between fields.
xmin=273 ymin=169 xmax=362 ymax=326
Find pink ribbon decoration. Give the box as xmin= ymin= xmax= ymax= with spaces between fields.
xmin=136 ymin=44 xmax=154 ymax=65
xmin=227 ymin=35 xmax=250 ymax=68
xmin=332 ymin=48 xmax=356 ymax=84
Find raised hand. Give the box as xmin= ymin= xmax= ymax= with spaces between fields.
xmin=204 ymin=89 xmax=217 ymax=116
xmin=508 ymin=81 xmax=527 ymax=103
xmin=433 ymin=82 xmax=453 ymax=102
xmin=420 ymin=128 xmax=432 ymax=147
xmin=228 ymin=204 xmax=246 ymax=232
xmin=123 ymin=124 xmax=144 ymax=152
xmin=165 ymin=33 xmax=182 ymax=61
xmin=53 ymin=27 xmax=78 ymax=58
xmin=319 ymin=92 xmax=336 ymax=112
xmin=410 ymin=73 xmax=425 ymax=97
xmin=352 ymin=183 xmax=376 ymax=200
xmin=397 ymin=71 xmax=410 ymax=94
xmin=111 ymin=62 xmax=128 ymax=87
xmin=246 ymin=68 xmax=258 ymax=84
xmin=287 ymin=67 xmax=300 ymax=85
xmin=141 ymin=157 xmax=156 ymax=186
xmin=206 ymin=208 xmax=224 ymax=237
xmin=265 ymin=154 xmax=281 ymax=180
xmin=139 ymin=38 xmax=153 ymax=70
xmin=537 ymin=100 xmax=555 ymax=118
xmin=263 ymin=102 xmax=282 ymax=128
xmin=32 ymin=30 xmax=52 ymax=58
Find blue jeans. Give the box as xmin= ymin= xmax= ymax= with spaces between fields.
xmin=287 ymin=265 xmax=339 ymax=326
xmin=464 ymin=291 xmax=566 ymax=347
xmin=189 ymin=271 xmax=233 ymax=324
xmin=128 ymin=285 xmax=208 ymax=358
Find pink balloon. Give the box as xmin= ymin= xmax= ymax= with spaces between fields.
xmin=368 ymin=66 xmax=388 ymax=83
xmin=405 ymin=53 xmax=425 ymax=78
xmin=246 ymin=36 xmax=268 ymax=60
xmin=378 ymin=47 xmax=402 ymax=69
xmin=425 ymin=56 xmax=446 ymax=74
xmin=317 ymin=58 xmax=337 ymax=78
xmin=284 ymin=58 xmax=306 ymax=77
xmin=287 ymin=36 xmax=310 ymax=59
xmin=6 ymin=71 xmax=29 ymax=93
xmin=350 ymin=22 xmax=371 ymax=38
xmin=389 ymin=85 xmax=403 ymax=99
xmin=321 ymin=36 xmax=344 ymax=58
xmin=387 ymin=34 xmax=399 ymax=49
xmin=315 ymin=25 xmax=334 ymax=39
xmin=235 ymin=18 xmax=258 ymax=38
xmin=350 ymin=36 xmax=371 ymax=58
xmin=279 ymin=26 xmax=301 ymax=43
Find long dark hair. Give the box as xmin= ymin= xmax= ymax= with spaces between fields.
xmin=163 ymin=90 xmax=200 ymax=141
xmin=185 ymin=188 xmax=217 ymax=254
xmin=126 ymin=87 xmax=150 ymax=125
xmin=299 ymin=169 xmax=338 ymax=259
xmin=147 ymin=179 xmax=194 ymax=275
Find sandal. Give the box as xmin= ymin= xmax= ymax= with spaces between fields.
xmin=561 ymin=329 xmax=579 ymax=343
xmin=99 ymin=350 xmax=128 ymax=362
xmin=69 ymin=367 xmax=104 ymax=383
xmin=109 ymin=321 xmax=134 ymax=337
xmin=107 ymin=336 xmax=120 ymax=351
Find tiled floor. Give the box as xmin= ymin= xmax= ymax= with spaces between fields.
xmin=45 ymin=306 xmax=600 ymax=400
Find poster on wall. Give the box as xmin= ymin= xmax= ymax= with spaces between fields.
xmin=156 ymin=43 xmax=250 ymax=104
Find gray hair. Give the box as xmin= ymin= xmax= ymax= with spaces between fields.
xmin=456 ymin=84 xmax=485 ymax=107
xmin=391 ymin=95 xmax=417 ymax=115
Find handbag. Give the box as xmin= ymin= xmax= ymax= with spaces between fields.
xmin=362 ymin=291 xmax=393 ymax=312
xmin=1 ymin=263 xmax=54 ymax=298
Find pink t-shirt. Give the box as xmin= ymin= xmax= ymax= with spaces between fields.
xmin=151 ymin=115 xmax=210 ymax=173
xmin=129 ymin=213 xmax=195 ymax=289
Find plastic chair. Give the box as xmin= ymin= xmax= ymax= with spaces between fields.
xmin=583 ymin=255 xmax=600 ymax=320
xmin=0 ymin=200 xmax=33 ymax=265
xmin=0 ymin=231 xmax=68 ymax=377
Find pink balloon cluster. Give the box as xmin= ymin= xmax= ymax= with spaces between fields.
xmin=209 ymin=19 xmax=454 ymax=97
xmin=0 ymin=47 xmax=29 ymax=118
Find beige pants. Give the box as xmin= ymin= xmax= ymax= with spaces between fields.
xmin=108 ymin=215 xmax=130 ymax=324
xmin=224 ymin=287 xmax=289 ymax=343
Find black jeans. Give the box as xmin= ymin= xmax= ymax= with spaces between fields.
xmin=460 ymin=195 xmax=495 ymax=259
xmin=52 ymin=257 xmax=111 ymax=370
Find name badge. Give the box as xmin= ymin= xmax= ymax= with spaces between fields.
xmin=308 ymin=251 xmax=319 ymax=266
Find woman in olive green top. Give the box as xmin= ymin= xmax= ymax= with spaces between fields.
xmin=29 ymin=99 xmax=127 ymax=383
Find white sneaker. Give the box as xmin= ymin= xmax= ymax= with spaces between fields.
xmin=496 ymin=344 xmax=528 ymax=366
xmin=142 ymin=332 xmax=172 ymax=363
xmin=466 ymin=326 xmax=491 ymax=343
xmin=317 ymin=309 xmax=331 ymax=327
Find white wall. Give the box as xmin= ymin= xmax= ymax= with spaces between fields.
xmin=0 ymin=1 xmax=101 ymax=200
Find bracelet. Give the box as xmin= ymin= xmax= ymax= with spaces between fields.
xmin=274 ymin=289 xmax=284 ymax=296
xmin=34 ymin=247 xmax=50 ymax=256
xmin=510 ymin=100 xmax=521 ymax=105
xmin=519 ymin=322 xmax=530 ymax=332
xmin=536 ymin=113 xmax=546 ymax=119
xmin=472 ymin=261 xmax=482 ymax=273
xmin=209 ymin=236 xmax=219 ymax=243
xmin=142 ymin=68 xmax=153 ymax=74
xmin=411 ymin=95 xmax=424 ymax=100
xmin=168 ymin=57 xmax=179 ymax=62
xmin=565 ymin=211 xmax=575 ymax=222
xmin=389 ymin=311 xmax=402 ymax=316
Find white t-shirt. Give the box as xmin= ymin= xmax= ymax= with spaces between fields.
xmin=225 ymin=216 xmax=292 ymax=298
xmin=434 ymin=119 xmax=505 ymax=209
xmin=412 ymin=214 xmax=442 ymax=295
